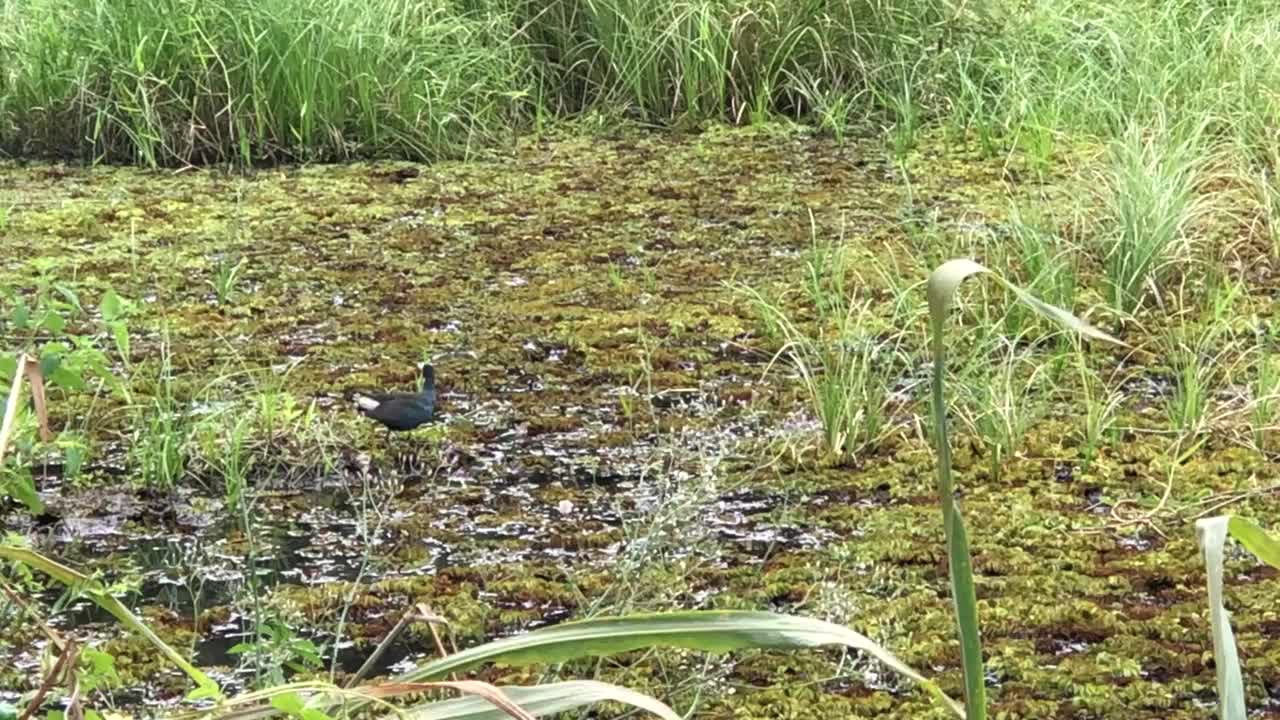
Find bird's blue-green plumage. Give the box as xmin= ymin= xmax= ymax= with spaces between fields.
xmin=353 ymin=364 xmax=436 ymax=431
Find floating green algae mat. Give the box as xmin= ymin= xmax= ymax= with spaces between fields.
xmin=2 ymin=126 xmax=1279 ymax=718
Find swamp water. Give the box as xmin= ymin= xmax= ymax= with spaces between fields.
xmin=2 ymin=127 xmax=1278 ymax=717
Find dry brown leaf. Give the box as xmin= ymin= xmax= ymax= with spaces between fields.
xmin=24 ymin=358 xmax=50 ymax=442
xmin=0 ymin=354 xmax=28 ymax=463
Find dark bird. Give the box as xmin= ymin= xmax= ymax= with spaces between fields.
xmin=352 ymin=364 xmax=437 ymax=442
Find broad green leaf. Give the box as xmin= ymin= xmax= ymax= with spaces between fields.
xmin=111 ymin=322 xmax=131 ymax=364
xmin=39 ymin=350 xmax=62 ymax=378
xmin=12 ymin=302 xmax=29 ymax=329
xmin=360 ymin=681 xmax=536 ymax=720
xmin=54 ymin=283 xmax=82 ymax=313
xmin=100 ymin=289 xmax=125 ymax=322
xmin=1227 ymin=517 xmax=1280 ymax=570
xmin=41 ymin=311 xmax=66 ymax=334
xmin=393 ymin=611 xmax=961 ymax=717
xmin=927 ymin=259 xmax=989 ymax=329
xmin=50 ymin=365 xmax=85 ymax=391
xmin=0 ymin=545 xmax=222 ymax=701
xmin=927 ymin=259 xmax=1122 ymax=347
xmin=272 ymin=693 xmax=305 ymax=715
xmin=4 ymin=468 xmax=44 ymax=514
xmin=271 ymin=691 xmax=330 ymax=720
xmin=1196 ymin=517 xmax=1246 ymax=720
xmin=945 ymin=509 xmax=982 ymax=714
xmin=407 ymin=681 xmax=681 ymax=720
xmin=62 ymin=440 xmax=86 ymax=480
xmin=0 ymin=703 xmax=14 ymax=720
xmin=925 ymin=259 xmax=992 ymax=720
xmin=81 ymin=647 xmax=121 ymax=689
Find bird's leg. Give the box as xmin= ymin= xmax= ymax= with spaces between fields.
xmin=411 ymin=431 xmax=423 ymax=473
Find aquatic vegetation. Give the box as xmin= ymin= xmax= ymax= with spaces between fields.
xmin=1075 ymin=350 xmax=1125 ymax=473
xmin=131 ymin=340 xmax=190 ymax=491
xmin=0 ymin=0 xmax=976 ymax=163
xmin=994 ymin=205 xmax=1080 ymax=339
xmin=99 ymin=289 xmax=134 ymax=372
xmin=1159 ymin=307 xmax=1240 ymax=439
xmin=1101 ymin=119 xmax=1208 ymax=316
xmin=1 ymin=542 xmax=966 ymax=718
xmin=955 ymin=336 xmax=1048 ymax=483
xmin=0 ymin=276 xmax=127 ymax=507
xmin=209 ymin=256 xmax=247 ymax=308
xmin=0 ymin=0 xmax=1277 ymax=174
xmin=738 ymin=283 xmax=902 ymax=465
xmin=4 ymin=124 xmax=1280 ymax=718
xmin=195 ymin=410 xmax=253 ymax=517
xmin=229 ymin=622 xmax=325 ymax=687
xmin=0 ymin=0 xmax=528 ymax=164
xmin=0 ymin=356 xmax=49 ymax=513
xmin=1249 ymin=336 xmax=1280 ymax=456
xmin=0 ymin=544 xmax=222 ymax=700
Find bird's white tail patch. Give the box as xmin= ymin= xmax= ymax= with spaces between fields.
xmin=353 ymin=394 xmax=381 ymax=411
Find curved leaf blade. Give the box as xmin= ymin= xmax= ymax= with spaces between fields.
xmin=1226 ymin=516 xmax=1280 ymax=570
xmin=927 ymin=259 xmax=1124 ymax=348
xmin=393 ymin=611 xmax=960 ymax=717
xmin=363 ymin=681 xmax=536 ymax=720
xmin=406 ymin=681 xmax=680 ymax=720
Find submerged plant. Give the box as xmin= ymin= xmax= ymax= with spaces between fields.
xmin=927 ymin=258 xmax=1121 ymax=720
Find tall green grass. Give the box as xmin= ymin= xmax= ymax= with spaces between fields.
xmin=5 ymin=0 xmax=1280 ymax=164
xmin=0 ymin=0 xmax=977 ymax=164
xmin=1100 ymin=119 xmax=1208 ymax=316
xmin=0 ymin=0 xmax=530 ymax=164
xmin=942 ymin=0 xmax=1280 ymax=158
xmin=737 ymin=233 xmax=905 ymax=465
xmin=516 ymin=0 xmax=968 ymax=123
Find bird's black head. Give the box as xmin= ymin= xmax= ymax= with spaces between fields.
xmin=420 ymin=363 xmax=435 ymax=394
